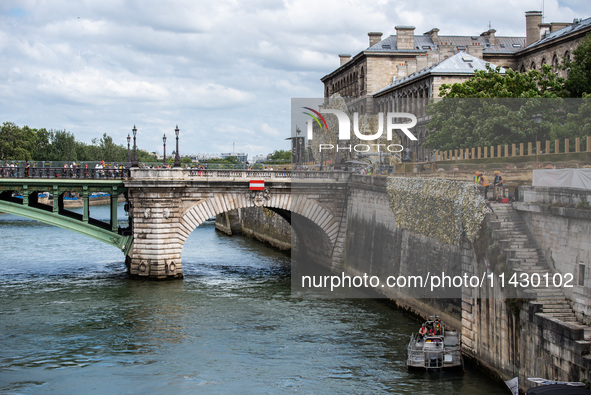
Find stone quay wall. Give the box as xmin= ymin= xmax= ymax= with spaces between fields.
xmin=323 ymin=176 xmax=591 ymax=390
xmin=516 ymin=187 xmax=591 ymax=324
xmin=215 ymin=207 xmax=292 ymax=251
xmin=231 ymin=177 xmax=590 ymax=390
xmin=341 ymin=175 xmax=466 ymax=332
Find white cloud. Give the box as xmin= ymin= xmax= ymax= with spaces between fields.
xmin=1 ymin=0 xmax=591 ymax=157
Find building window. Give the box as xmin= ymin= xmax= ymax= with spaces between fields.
xmin=579 ymin=264 xmax=585 ymax=286
xmin=360 ymin=68 xmax=365 ymax=93
xmin=531 ymin=62 xmax=536 ymax=70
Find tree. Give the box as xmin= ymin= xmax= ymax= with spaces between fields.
xmin=267 ymin=150 xmax=291 ymax=162
xmin=0 ymin=122 xmax=36 ymax=160
xmin=0 ymin=122 xmax=158 ymax=163
xmin=425 ymin=65 xmax=569 ymax=150
xmin=439 ymin=64 xmax=566 ymax=98
xmin=564 ymin=33 xmax=591 ymax=97
xmin=48 ymin=130 xmax=78 ymax=161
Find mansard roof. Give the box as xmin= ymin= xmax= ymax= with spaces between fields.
xmin=366 ymin=34 xmax=526 ymax=54
xmin=373 ymin=51 xmax=504 ymax=96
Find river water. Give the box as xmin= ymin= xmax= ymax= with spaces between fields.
xmin=0 ymin=204 xmax=507 ymax=394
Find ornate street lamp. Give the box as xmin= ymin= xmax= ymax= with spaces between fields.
xmin=174 ymin=125 xmax=181 ymax=168
xmin=163 ymin=133 xmax=167 ymax=166
xmin=132 ymin=125 xmax=138 ymax=168
xmin=127 ymin=134 xmax=131 ymax=164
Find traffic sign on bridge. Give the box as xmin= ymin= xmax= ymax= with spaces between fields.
xmin=249 ymin=180 xmax=265 ymax=190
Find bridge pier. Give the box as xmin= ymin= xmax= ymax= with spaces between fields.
xmin=126 ymin=180 xmax=185 ymax=279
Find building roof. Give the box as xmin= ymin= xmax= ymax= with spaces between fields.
xmin=321 ymin=31 xmax=524 ymax=81
xmin=366 ymin=34 xmax=526 ymax=54
xmin=525 ymin=16 xmax=591 ymax=49
xmin=374 ymin=51 xmax=504 ymax=96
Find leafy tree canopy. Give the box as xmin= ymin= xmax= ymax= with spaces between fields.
xmin=267 ymin=150 xmax=291 ymax=162
xmin=439 ymin=64 xmax=566 ymax=98
xmin=0 ymin=122 xmax=156 ymax=163
xmin=424 ymin=65 xmax=574 ymax=151
xmin=564 ymin=33 xmax=591 ymax=97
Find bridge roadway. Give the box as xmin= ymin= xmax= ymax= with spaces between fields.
xmin=0 ymin=167 xmax=350 ymax=279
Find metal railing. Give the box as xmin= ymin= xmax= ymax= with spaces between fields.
xmin=0 ymin=166 xmax=130 ymax=180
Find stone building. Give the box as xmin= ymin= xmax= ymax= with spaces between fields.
xmin=373 ymin=52 xmax=505 ymax=161
xmin=320 ymin=11 xmax=591 ymax=161
xmin=517 ymin=11 xmax=591 ymax=78
xmin=321 ymin=25 xmax=524 ymax=114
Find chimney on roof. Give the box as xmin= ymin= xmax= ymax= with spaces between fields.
xmin=395 ymin=26 xmax=415 ymax=50
xmin=480 ymin=29 xmax=497 ymax=45
xmin=368 ymin=32 xmax=383 ymax=47
xmin=525 ymin=11 xmax=543 ymax=46
xmin=339 ymin=54 xmax=351 ymax=66
xmin=424 ymin=28 xmax=440 ymax=45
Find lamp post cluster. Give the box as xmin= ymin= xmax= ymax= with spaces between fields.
xmin=127 ymin=125 xmax=182 ymax=168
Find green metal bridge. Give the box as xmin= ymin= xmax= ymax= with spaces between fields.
xmin=0 ymin=168 xmax=132 ymax=254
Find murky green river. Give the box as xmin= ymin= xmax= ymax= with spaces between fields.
xmin=0 ymin=205 xmax=507 ymax=393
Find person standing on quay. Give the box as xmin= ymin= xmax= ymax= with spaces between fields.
xmin=493 ymin=171 xmax=504 ymax=201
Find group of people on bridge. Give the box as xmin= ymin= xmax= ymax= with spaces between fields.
xmin=1 ymin=161 xmax=129 ymax=179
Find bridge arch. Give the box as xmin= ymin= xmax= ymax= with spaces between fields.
xmin=177 ymin=191 xmax=339 ymax=247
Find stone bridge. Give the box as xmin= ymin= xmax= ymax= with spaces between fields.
xmin=125 ymin=169 xmax=350 ymax=278
xmin=0 ymin=167 xmax=351 ymax=279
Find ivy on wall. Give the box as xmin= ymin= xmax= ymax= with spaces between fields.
xmin=386 ymin=177 xmax=491 ymax=246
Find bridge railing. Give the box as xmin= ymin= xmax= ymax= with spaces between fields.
xmin=185 ymin=169 xmax=337 ymax=180
xmin=0 ymin=167 xmax=130 ymax=180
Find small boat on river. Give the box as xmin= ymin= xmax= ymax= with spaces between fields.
xmin=407 ymin=315 xmax=463 ymax=370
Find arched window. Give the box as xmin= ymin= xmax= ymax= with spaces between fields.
xmin=520 ymin=64 xmax=526 ymax=73
xmin=359 ymin=67 xmax=365 ymax=94
xmin=530 ymin=61 xmax=536 ymax=70
xmin=552 ymin=54 xmax=559 ymax=72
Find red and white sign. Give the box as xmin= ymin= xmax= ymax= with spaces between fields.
xmin=249 ymin=180 xmax=265 ymax=190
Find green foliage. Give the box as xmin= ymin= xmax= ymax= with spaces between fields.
xmin=564 ymin=33 xmax=591 ymax=97
xmin=206 ymin=158 xmax=233 ymax=164
xmin=165 ymin=156 xmax=193 ymax=165
xmin=426 ymin=98 xmax=564 ymax=150
xmin=224 ymin=155 xmax=241 ymax=164
xmin=548 ymin=99 xmax=591 ymax=144
xmin=0 ymin=122 xmax=156 ymax=162
xmin=267 ymin=149 xmax=291 ymax=162
xmin=439 ymin=64 xmax=566 ymax=98
xmin=424 ymin=65 xmax=578 ymax=151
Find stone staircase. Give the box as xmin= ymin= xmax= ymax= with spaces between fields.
xmin=488 ymin=203 xmax=578 ymax=323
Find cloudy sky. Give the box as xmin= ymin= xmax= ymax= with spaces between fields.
xmin=1 ymin=0 xmax=591 ymax=159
